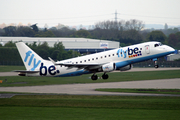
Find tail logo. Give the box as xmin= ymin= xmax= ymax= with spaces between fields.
xmin=24 ymin=51 xmax=41 ymax=71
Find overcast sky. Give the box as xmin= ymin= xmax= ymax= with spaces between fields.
xmin=0 ymin=0 xmax=180 ymax=28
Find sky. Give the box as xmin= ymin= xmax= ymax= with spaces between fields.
xmin=0 ymin=0 xmax=180 ymax=28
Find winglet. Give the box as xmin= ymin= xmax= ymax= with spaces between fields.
xmin=48 ymin=57 xmax=56 ymax=64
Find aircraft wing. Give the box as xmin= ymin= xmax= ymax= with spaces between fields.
xmin=57 ymin=63 xmax=105 ymax=70
xmin=48 ymin=57 xmax=105 ymax=70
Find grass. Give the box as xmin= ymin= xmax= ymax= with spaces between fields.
xmin=0 ymin=95 xmax=180 ymax=120
xmin=0 ymin=70 xmax=180 ymax=87
xmin=0 ymin=65 xmax=25 ymax=72
xmin=1 ymin=66 xmax=180 ymax=119
xmin=96 ymin=88 xmax=180 ymax=94
xmin=1 ymin=106 xmax=179 ymax=120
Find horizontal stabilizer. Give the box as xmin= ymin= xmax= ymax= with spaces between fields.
xmin=13 ymin=70 xmax=39 ymax=73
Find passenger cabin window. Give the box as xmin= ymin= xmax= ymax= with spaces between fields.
xmin=96 ymin=57 xmax=98 ymax=60
xmin=84 ymin=60 xmax=86 ymax=62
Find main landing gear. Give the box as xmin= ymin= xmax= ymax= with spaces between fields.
xmin=91 ymin=73 xmax=109 ymax=80
xmin=91 ymin=74 xmax=98 ymax=80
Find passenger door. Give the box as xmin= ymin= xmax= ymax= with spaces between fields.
xmin=145 ymin=45 xmax=150 ymax=54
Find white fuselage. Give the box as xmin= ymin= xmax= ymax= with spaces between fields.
xmin=25 ymin=41 xmax=175 ymax=77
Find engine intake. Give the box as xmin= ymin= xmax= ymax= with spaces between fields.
xmin=101 ymin=62 xmax=116 ymax=72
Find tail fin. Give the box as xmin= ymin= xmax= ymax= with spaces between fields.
xmin=16 ymin=42 xmax=43 ymax=71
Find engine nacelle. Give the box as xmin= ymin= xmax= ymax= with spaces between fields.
xmin=119 ymin=64 xmax=132 ymax=71
xmin=101 ymin=62 xmax=116 ymax=72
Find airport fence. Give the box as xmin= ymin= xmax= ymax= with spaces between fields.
xmin=0 ymin=47 xmax=22 ymax=66
xmin=133 ymin=61 xmax=180 ymax=67
xmin=0 ymin=61 xmax=23 ymax=66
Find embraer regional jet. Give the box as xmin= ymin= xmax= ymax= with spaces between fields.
xmin=14 ymin=41 xmax=175 ymax=80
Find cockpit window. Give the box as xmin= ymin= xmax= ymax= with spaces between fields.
xmin=154 ymin=43 xmax=162 ymax=47
xmin=154 ymin=44 xmax=159 ymax=47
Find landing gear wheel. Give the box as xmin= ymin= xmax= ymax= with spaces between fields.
xmin=102 ymin=74 xmax=108 ymax=80
xmin=154 ymin=60 xmax=159 ymax=69
xmin=91 ymin=74 xmax=98 ymax=80
xmin=154 ymin=65 xmax=159 ymax=68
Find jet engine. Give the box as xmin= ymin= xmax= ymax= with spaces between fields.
xmin=119 ymin=64 xmax=132 ymax=71
xmin=101 ymin=62 xmax=116 ymax=72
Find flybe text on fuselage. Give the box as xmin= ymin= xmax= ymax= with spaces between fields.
xmin=117 ymin=47 xmax=142 ymax=58
xmin=40 ymin=63 xmax=60 ymax=76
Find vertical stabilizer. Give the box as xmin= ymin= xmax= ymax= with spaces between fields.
xmin=16 ymin=42 xmax=43 ymax=71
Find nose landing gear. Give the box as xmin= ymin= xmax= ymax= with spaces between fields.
xmin=154 ymin=59 xmax=159 ymax=68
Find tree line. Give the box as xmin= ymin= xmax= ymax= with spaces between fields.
xmin=0 ymin=41 xmax=81 ymax=65
xmin=0 ymin=20 xmax=180 ymax=49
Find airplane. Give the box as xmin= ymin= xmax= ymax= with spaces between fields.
xmin=14 ymin=41 xmax=175 ymax=80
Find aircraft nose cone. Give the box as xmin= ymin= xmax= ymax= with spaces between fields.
xmin=163 ymin=45 xmax=175 ymax=54
xmin=167 ymin=46 xmax=175 ymax=53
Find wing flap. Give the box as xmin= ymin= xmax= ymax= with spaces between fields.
xmin=63 ymin=63 xmax=102 ymax=70
xmin=57 ymin=63 xmax=104 ymax=70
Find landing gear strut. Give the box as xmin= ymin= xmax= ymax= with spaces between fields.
xmin=154 ymin=60 xmax=159 ymax=68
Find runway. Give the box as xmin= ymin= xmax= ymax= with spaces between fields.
xmin=0 ymin=68 xmax=180 ymax=97
xmin=0 ymin=78 xmax=180 ymax=97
